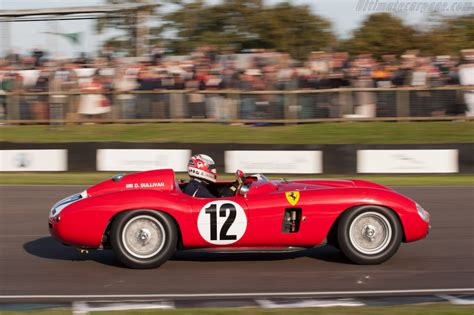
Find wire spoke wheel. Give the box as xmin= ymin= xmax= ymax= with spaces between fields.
xmin=349 ymin=211 xmax=392 ymax=255
xmin=337 ymin=206 xmax=402 ymax=265
xmin=111 ymin=210 xmax=177 ymax=269
xmin=121 ymin=215 xmax=166 ymax=259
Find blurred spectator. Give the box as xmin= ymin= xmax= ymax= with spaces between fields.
xmin=0 ymin=61 xmax=12 ymax=120
xmin=114 ymin=67 xmax=137 ymax=119
xmin=352 ymin=54 xmax=376 ymax=118
xmin=459 ymin=49 xmax=474 ymax=116
xmin=78 ymin=71 xmax=110 ymax=118
xmin=136 ymin=67 xmax=160 ymax=118
xmin=31 ymin=68 xmax=50 ymax=120
xmin=32 ymin=48 xmax=46 ymax=68
xmin=1 ymin=45 xmax=474 ymax=121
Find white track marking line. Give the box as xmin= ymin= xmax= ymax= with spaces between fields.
xmin=438 ymin=295 xmax=474 ymax=305
xmin=1 ymin=288 xmax=474 ymax=299
xmin=256 ymin=298 xmax=365 ymax=308
xmin=72 ymin=302 xmax=88 ymax=315
xmin=72 ymin=301 xmax=174 ymax=315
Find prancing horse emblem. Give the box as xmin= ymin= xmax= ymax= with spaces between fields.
xmin=285 ymin=191 xmax=300 ymax=206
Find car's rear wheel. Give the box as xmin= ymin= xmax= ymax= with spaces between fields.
xmin=111 ymin=210 xmax=177 ymax=269
xmin=337 ymin=205 xmax=402 ymax=264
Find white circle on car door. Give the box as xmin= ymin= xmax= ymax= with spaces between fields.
xmin=197 ymin=200 xmax=247 ymax=245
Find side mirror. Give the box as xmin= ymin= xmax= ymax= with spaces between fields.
xmin=239 ymin=184 xmax=250 ymax=196
xmin=235 ymin=169 xmax=245 ymax=180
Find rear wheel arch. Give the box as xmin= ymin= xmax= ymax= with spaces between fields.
xmin=102 ymin=209 xmax=183 ymax=249
xmin=109 ymin=209 xmax=180 ymax=268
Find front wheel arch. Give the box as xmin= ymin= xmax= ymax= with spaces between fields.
xmin=327 ymin=204 xmax=406 ymax=248
xmin=336 ymin=205 xmax=403 ymax=264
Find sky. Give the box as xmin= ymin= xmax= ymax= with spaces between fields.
xmin=0 ymin=0 xmax=468 ymax=57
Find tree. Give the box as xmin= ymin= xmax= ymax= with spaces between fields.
xmin=340 ymin=13 xmax=417 ymax=57
xmin=414 ymin=14 xmax=474 ymax=55
xmin=159 ymin=0 xmax=269 ymax=53
xmin=160 ymin=0 xmax=334 ymax=60
xmin=97 ymin=0 xmax=161 ymax=56
xmin=255 ymin=3 xmax=335 ymax=60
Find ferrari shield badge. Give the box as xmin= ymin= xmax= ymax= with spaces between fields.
xmin=285 ymin=191 xmax=300 ymax=206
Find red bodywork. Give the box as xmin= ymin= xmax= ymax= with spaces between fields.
xmin=49 ymin=169 xmax=429 ymax=249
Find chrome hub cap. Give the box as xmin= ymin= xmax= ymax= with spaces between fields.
xmin=363 ymin=224 xmax=376 ymax=240
xmin=122 ymin=215 xmax=166 ymax=259
xmin=349 ymin=212 xmax=392 ymax=255
xmin=138 ymin=228 xmax=150 ymax=241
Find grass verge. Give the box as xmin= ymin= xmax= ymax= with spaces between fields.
xmin=0 ymin=172 xmax=473 ymax=186
xmin=1 ymin=121 xmax=473 ymax=144
xmin=1 ymin=304 xmax=474 ymax=315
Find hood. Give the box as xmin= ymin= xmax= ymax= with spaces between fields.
xmin=282 ymin=179 xmax=391 ymax=191
xmin=87 ymin=169 xmax=176 ymax=197
xmin=289 ymin=179 xmax=355 ymax=188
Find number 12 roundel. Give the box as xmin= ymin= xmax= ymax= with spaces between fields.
xmin=197 ymin=200 xmax=247 ymax=245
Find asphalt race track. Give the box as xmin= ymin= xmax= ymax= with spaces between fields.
xmin=0 ymin=185 xmax=473 ymax=301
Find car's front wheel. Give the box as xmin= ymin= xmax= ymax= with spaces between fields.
xmin=337 ymin=205 xmax=402 ymax=264
xmin=111 ymin=210 xmax=177 ymax=269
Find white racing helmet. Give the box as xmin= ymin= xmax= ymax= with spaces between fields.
xmin=188 ymin=154 xmax=217 ymax=183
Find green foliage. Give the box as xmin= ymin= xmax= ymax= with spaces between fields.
xmin=97 ymin=0 xmax=473 ymax=58
xmin=255 ymin=3 xmax=335 ymax=60
xmin=339 ymin=13 xmax=474 ymax=57
xmin=414 ymin=14 xmax=474 ymax=55
xmin=339 ymin=13 xmax=417 ymax=57
xmin=161 ymin=0 xmax=334 ymax=60
xmin=97 ymin=0 xmax=161 ymax=55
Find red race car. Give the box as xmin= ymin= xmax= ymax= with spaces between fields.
xmin=49 ymin=169 xmax=430 ymax=268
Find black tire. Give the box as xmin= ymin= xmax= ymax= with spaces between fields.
xmin=337 ymin=205 xmax=402 ymax=265
xmin=110 ymin=210 xmax=177 ymax=269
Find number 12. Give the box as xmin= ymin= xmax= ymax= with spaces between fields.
xmin=205 ymin=203 xmax=237 ymax=241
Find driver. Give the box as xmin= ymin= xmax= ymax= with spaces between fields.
xmin=183 ymin=154 xmax=217 ymax=198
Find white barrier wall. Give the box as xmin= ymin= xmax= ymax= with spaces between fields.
xmin=0 ymin=147 xmax=465 ymax=174
xmin=0 ymin=150 xmax=67 ymax=171
xmin=97 ymin=149 xmax=191 ymax=172
xmin=357 ymin=149 xmax=459 ymax=173
xmin=225 ymin=150 xmax=323 ymax=174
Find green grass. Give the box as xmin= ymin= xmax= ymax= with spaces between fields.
xmin=1 ymin=122 xmax=473 ymax=144
xmin=1 ymin=122 xmax=473 ymax=186
xmin=0 ymin=172 xmax=473 ymax=186
xmin=1 ymin=304 xmax=474 ymax=315
xmin=94 ymin=305 xmax=474 ymax=315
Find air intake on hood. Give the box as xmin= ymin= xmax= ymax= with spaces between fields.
xmin=112 ymin=174 xmax=126 ymax=182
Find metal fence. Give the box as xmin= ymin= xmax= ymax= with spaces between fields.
xmin=1 ymin=86 xmax=473 ymax=124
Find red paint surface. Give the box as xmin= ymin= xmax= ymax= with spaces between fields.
xmin=49 ymin=169 xmax=429 ymax=249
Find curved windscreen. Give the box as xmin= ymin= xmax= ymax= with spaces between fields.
xmin=249 ymin=174 xmax=270 ymax=182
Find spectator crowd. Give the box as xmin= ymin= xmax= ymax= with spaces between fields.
xmin=0 ymin=46 xmax=473 ymax=121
